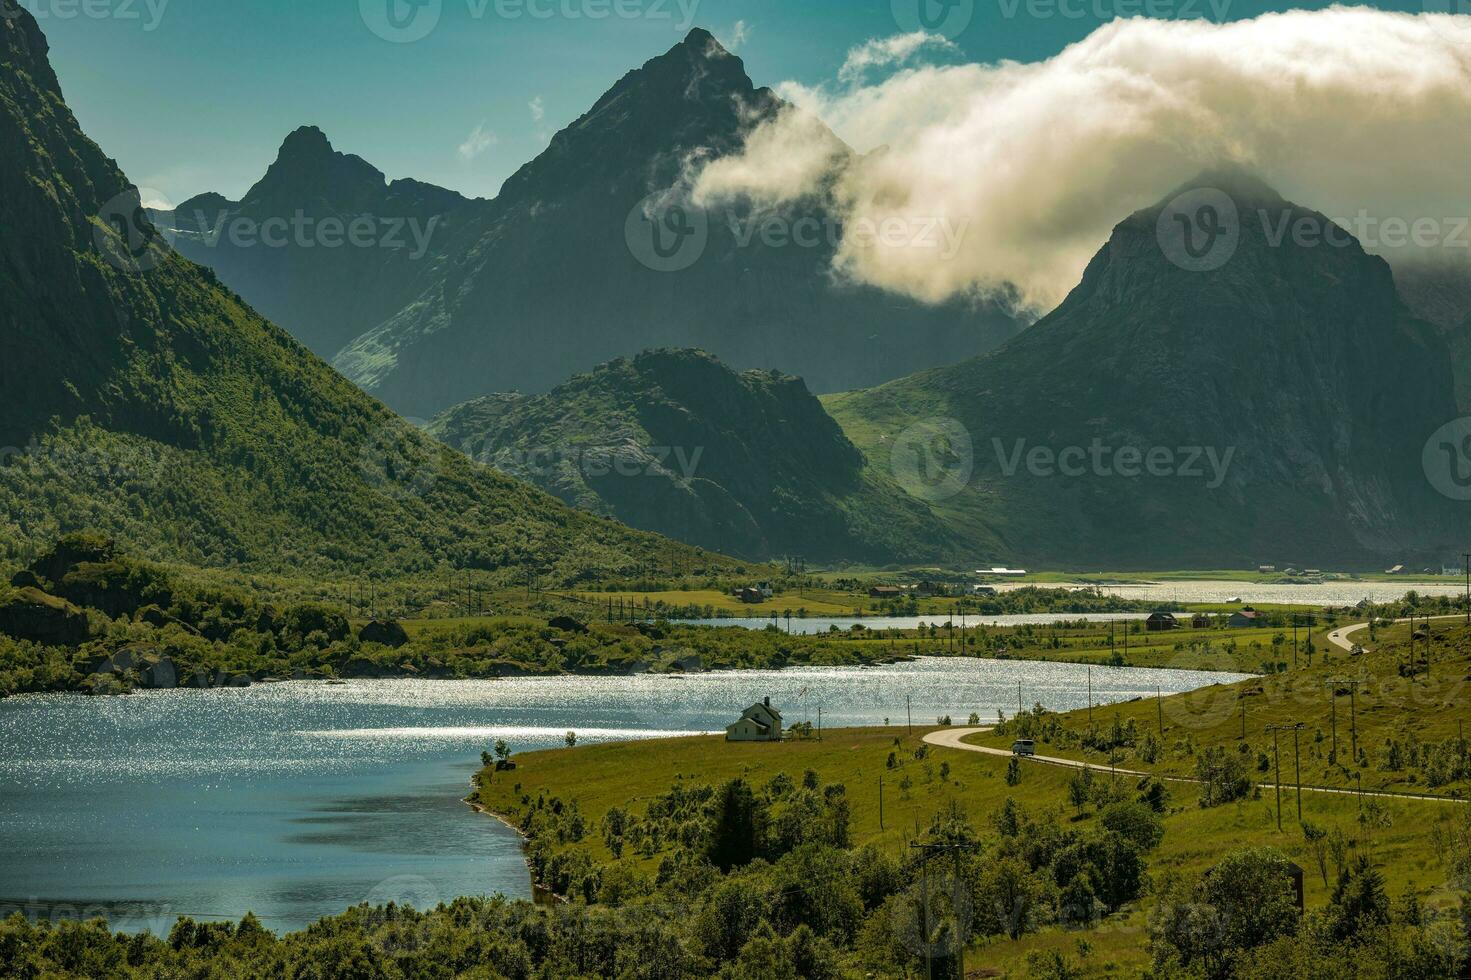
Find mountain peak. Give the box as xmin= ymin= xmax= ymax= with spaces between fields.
xmin=241 ymin=126 xmax=386 ymax=212
xmin=679 ymin=27 xmax=726 ymax=57
xmin=1163 ymin=165 xmax=1286 ymax=210
xmin=278 ymin=125 xmax=334 ymax=160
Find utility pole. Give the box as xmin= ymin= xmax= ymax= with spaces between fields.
xmin=1464 ymin=553 xmax=1470 ymax=626
xmin=1267 ymin=724 xmax=1284 ymax=831
xmin=1349 ymin=679 xmax=1359 ymax=762
xmin=878 ymin=774 xmax=884 ymax=830
xmin=906 ymin=695 xmax=912 ymax=737
xmin=1292 ymin=616 xmax=1298 ymax=669
xmin=910 ymin=840 xmax=971 ymax=980
xmin=1324 ymin=679 xmax=1338 ymax=764
xmin=817 ymin=706 xmax=823 ymax=742
xmin=1156 ymin=686 xmax=1164 ymax=737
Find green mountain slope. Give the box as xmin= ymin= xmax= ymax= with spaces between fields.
xmin=429 ymin=349 xmax=954 ymax=563
xmin=0 ymin=4 xmax=723 ymax=585
xmin=827 ymin=172 xmax=1461 ymax=570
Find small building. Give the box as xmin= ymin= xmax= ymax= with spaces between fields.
xmin=977 ymin=567 xmax=1027 ymax=577
xmin=1257 ymin=565 xmax=1276 ymax=574
xmin=869 ymin=585 xmax=905 ymax=599
xmin=1228 ymin=610 xmax=1262 ymax=628
xmin=737 ymin=587 xmax=765 ymax=605
xmin=1146 ymin=612 xmax=1180 ymax=632
xmin=972 ymin=585 xmax=997 ymax=597
xmin=914 ymin=581 xmax=943 ymax=598
xmin=1385 ymin=564 xmax=1404 ymax=575
xmin=726 ymin=697 xmax=783 ymax=742
xmin=1192 ymin=613 xmax=1213 ymax=629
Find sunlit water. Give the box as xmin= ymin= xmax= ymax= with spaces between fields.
xmin=1001 ymin=580 xmax=1461 ymax=606
xmin=0 ymin=659 xmax=1249 ymax=933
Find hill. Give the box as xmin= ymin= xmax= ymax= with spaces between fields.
xmin=327 ymin=29 xmax=1019 ymax=416
xmin=429 ymin=349 xmax=955 ymax=563
xmin=0 ymin=3 xmax=724 ymax=585
xmin=827 ymin=172 xmax=1460 ymax=570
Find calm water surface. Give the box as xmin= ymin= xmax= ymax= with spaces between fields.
xmin=0 ymin=659 xmax=1249 ymax=932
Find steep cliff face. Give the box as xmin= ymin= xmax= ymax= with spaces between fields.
xmin=0 ymin=2 xmax=721 ymax=583
xmin=829 ymin=172 xmax=1461 ymax=568
xmin=329 ymin=29 xmax=1019 ymax=417
xmin=431 ymin=349 xmax=954 ymax=562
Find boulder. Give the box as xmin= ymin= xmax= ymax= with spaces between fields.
xmin=549 ymin=615 xmax=589 ymax=634
xmin=0 ymin=588 xmax=89 ymax=646
xmin=8 ymin=570 xmax=43 ymax=590
xmin=359 ymin=619 xmax=409 ymax=648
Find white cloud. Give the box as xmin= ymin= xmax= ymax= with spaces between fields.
xmin=693 ymin=9 xmax=1471 ymax=313
xmin=457 ymin=123 xmax=497 ymax=162
xmin=529 ymin=96 xmax=545 ymax=123
xmin=838 ymin=31 xmax=956 ymax=85
xmin=722 ymin=19 xmax=751 ymax=53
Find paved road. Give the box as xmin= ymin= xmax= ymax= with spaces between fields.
xmin=1327 ymin=614 xmax=1466 ymax=653
xmin=923 ymin=727 xmax=1466 ymax=805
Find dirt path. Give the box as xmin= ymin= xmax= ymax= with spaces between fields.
xmin=923 ymin=727 xmax=1466 ymax=805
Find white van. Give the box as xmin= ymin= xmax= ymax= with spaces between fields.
xmin=1011 ymin=739 xmax=1036 ymax=757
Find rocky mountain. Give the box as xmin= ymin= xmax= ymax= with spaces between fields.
xmin=156 ymin=127 xmax=478 ymax=358
xmin=827 ymin=172 xmax=1461 ymax=569
xmin=429 ymin=349 xmax=954 ymax=563
xmin=0 ymin=3 xmax=724 ymax=585
xmin=1393 ymin=259 xmax=1471 ymax=413
xmin=325 ymin=29 xmax=1019 ymax=417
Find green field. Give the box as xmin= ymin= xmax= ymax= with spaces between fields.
xmin=473 ymin=722 xmax=1466 ymax=975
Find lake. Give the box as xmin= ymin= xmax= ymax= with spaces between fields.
xmin=0 ymin=658 xmax=1251 ymax=933
xmin=676 ymin=613 xmax=1157 ymax=633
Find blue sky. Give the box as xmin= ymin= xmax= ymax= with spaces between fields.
xmin=28 ymin=0 xmax=1423 ymax=202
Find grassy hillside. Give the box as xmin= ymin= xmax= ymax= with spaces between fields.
xmin=430 ymin=349 xmax=956 ymax=563
xmin=970 ymin=624 xmax=1471 ymax=800
xmin=0 ymin=4 xmax=723 ymax=586
xmin=472 ymin=724 xmax=1467 ymax=976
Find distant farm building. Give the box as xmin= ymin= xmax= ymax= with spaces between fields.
xmin=726 ymin=697 xmax=783 ymax=742
xmin=972 ymin=585 xmax=997 ymax=597
xmin=1192 ymin=613 xmax=1213 ymax=629
xmin=1229 ymin=610 xmax=1263 ymax=628
xmin=977 ymin=567 xmax=1027 ymax=577
xmin=869 ymin=586 xmax=905 ymax=599
xmin=736 ymin=587 xmax=765 ymax=604
xmin=1257 ymin=565 xmax=1276 ymax=573
xmin=1146 ymin=612 xmax=1180 ymax=632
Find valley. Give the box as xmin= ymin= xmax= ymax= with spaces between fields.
xmin=2 ymin=2 xmax=1470 ymax=978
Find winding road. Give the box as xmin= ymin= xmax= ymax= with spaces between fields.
xmin=1326 ymin=614 xmax=1466 ymax=653
xmin=923 ymin=728 xmax=1467 ymax=805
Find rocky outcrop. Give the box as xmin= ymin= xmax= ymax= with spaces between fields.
xmin=359 ymin=619 xmax=409 ymax=648
xmin=0 ymin=588 xmax=89 ymax=646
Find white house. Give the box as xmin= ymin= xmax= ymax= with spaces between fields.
xmin=726 ymin=697 xmax=783 ymax=742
